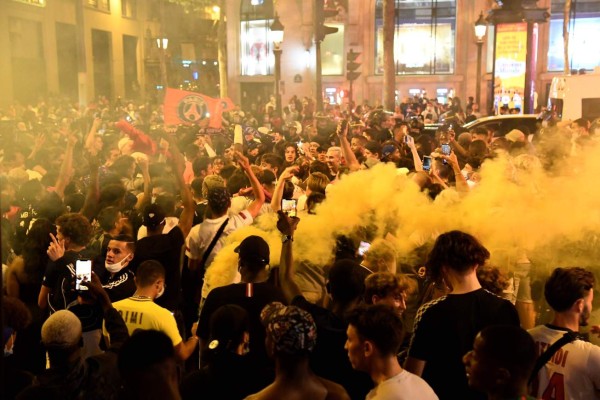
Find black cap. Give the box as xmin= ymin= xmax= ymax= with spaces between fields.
xmin=143 ymin=204 xmax=166 ymax=228
xmin=235 ymin=235 xmax=270 ymax=265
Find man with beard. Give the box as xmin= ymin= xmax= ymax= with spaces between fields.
xmin=528 ymin=267 xmax=600 ymax=400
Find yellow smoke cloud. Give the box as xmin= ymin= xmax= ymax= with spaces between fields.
xmin=204 ymin=132 xmax=600 ymax=299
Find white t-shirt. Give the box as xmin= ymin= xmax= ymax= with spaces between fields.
xmin=185 ymin=210 xmax=253 ymax=266
xmin=528 ymin=324 xmax=600 ymax=400
xmin=366 ymin=370 xmax=438 ymax=400
xmin=137 ymin=216 xmax=178 ymax=240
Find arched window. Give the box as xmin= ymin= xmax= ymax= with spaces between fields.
xmin=547 ymin=0 xmax=600 ymax=71
xmin=374 ymin=0 xmax=456 ymax=75
xmin=240 ymin=0 xmax=275 ymax=76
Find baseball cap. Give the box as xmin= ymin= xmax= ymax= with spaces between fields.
xmin=381 ymin=144 xmax=397 ymax=159
xmin=143 ymin=204 xmax=166 ymax=228
xmin=234 ymin=235 xmax=270 ymax=265
xmin=260 ymin=302 xmax=317 ymax=356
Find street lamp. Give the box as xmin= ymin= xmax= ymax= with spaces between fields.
xmin=474 ymin=12 xmax=487 ymax=108
xmin=157 ymin=37 xmax=169 ymax=89
xmin=270 ymin=14 xmax=284 ymax=114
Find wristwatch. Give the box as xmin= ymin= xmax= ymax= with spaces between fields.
xmin=282 ymin=235 xmax=294 ymax=243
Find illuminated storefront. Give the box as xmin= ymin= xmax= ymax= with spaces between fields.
xmin=547 ymin=0 xmax=600 ymax=71
xmin=374 ymin=0 xmax=456 ymax=75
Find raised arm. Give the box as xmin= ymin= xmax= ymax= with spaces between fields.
xmin=443 ymin=151 xmax=469 ymax=194
xmin=276 ymin=211 xmax=302 ymax=303
xmin=337 ymin=121 xmax=361 ymax=172
xmin=449 ymin=130 xmax=468 ymax=159
xmin=84 ymin=117 xmax=102 ymax=155
xmin=234 ymin=151 xmax=265 ymax=218
xmin=80 ymin=154 xmax=100 ymax=220
xmin=115 ymin=119 xmax=157 ymax=156
xmin=406 ymin=135 xmax=423 ymax=172
xmin=270 ymin=166 xmax=299 ymax=212
xmin=134 ymin=156 xmax=152 ymax=212
xmin=54 ymin=134 xmax=77 ymax=200
xmin=170 ymin=138 xmax=195 ymax=238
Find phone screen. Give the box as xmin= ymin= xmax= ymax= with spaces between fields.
xmin=422 ymin=156 xmax=432 ymax=171
xmin=75 ymin=260 xmax=92 ymax=291
xmin=358 ymin=241 xmax=371 ymax=256
xmin=441 ymin=144 xmax=451 ymax=155
xmin=281 ymin=199 xmax=297 ymax=218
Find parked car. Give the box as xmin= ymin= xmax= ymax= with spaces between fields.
xmin=424 ymin=114 xmax=540 ymax=137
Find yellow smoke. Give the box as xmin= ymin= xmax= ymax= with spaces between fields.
xmin=204 ymin=132 xmax=600 ymax=298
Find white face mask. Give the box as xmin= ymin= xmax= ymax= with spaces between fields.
xmin=105 ymin=254 xmax=132 ymax=274
xmin=156 ymin=283 xmax=165 ymax=299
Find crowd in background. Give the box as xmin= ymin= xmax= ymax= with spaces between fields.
xmin=1 ymin=92 xmax=599 ymax=400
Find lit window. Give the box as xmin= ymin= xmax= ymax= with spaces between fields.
xmin=87 ymin=0 xmax=110 ymax=12
xmin=240 ymin=0 xmax=275 ymax=76
xmin=547 ymin=0 xmax=600 ymax=71
xmin=374 ymin=0 xmax=456 ymax=75
xmin=11 ymin=0 xmax=45 ymax=6
xmin=122 ymin=0 xmax=137 ymax=18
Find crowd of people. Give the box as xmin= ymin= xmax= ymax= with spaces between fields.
xmin=1 ymin=92 xmax=600 ymax=400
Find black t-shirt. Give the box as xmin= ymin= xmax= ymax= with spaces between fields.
xmin=93 ymin=265 xmax=136 ymax=303
xmin=198 ymin=282 xmax=286 ymax=368
xmin=42 ymin=249 xmax=95 ymax=313
xmin=291 ymin=295 xmax=373 ymax=400
xmin=131 ymin=226 xmax=184 ymax=311
xmin=407 ymin=288 xmax=520 ymax=400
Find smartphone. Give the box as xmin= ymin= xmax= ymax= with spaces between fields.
xmin=404 ymin=135 xmax=411 ymax=144
xmin=422 ymin=156 xmax=432 ymax=171
xmin=338 ymin=119 xmax=348 ymax=134
xmin=441 ymin=143 xmax=451 ymax=155
xmin=358 ymin=241 xmax=371 ymax=256
xmin=281 ymin=199 xmax=297 ymax=218
xmin=297 ymin=141 xmax=304 ymax=155
xmin=75 ymin=259 xmax=92 ymax=291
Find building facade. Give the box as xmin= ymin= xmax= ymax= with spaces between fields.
xmin=226 ymin=0 xmax=600 ymax=113
xmin=1 ymin=0 xmax=599 ymax=113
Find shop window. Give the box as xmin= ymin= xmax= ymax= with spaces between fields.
xmin=240 ymin=0 xmax=275 ymax=76
xmin=548 ymin=0 xmax=600 ymax=71
xmin=374 ymin=0 xmax=456 ymax=75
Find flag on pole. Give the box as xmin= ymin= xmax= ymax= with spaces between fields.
xmin=163 ymin=88 xmax=222 ymax=129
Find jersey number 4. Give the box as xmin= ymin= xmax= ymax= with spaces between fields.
xmin=542 ymin=372 xmax=565 ymax=400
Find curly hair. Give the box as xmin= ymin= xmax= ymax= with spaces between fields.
xmin=56 ymin=213 xmax=92 ymax=247
xmin=426 ymin=230 xmax=490 ymax=281
xmin=476 ymin=265 xmax=509 ymax=296
xmin=3 ymin=296 xmax=32 ymax=336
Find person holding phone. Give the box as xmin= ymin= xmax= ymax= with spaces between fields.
xmin=38 ymin=213 xmax=94 ymax=313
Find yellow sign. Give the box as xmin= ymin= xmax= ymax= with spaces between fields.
xmin=494 ymin=23 xmax=527 ymax=112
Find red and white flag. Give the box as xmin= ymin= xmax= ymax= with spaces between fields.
xmin=163 ymin=88 xmax=222 ymax=129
